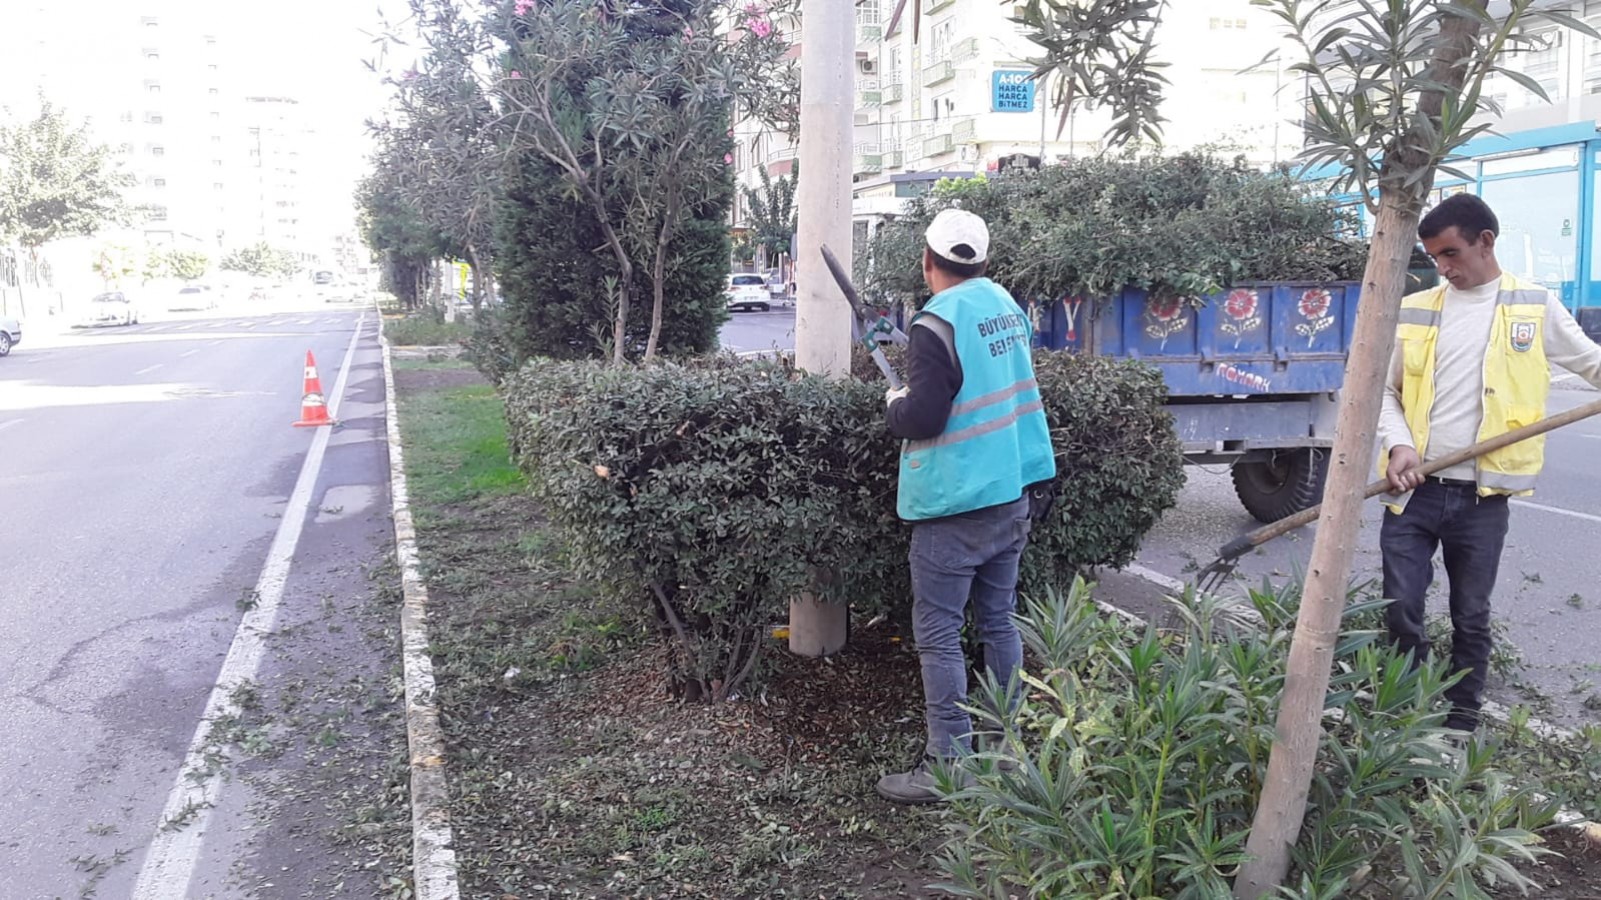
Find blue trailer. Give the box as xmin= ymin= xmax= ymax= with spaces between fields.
xmin=1029 ymin=282 xmax=1364 ymax=522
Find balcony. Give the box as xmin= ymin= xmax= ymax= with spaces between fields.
xmin=925 ymin=0 xmax=955 ymax=13
xmin=884 ymin=149 xmax=904 ymax=169
xmin=857 ymin=23 xmax=882 ymax=44
xmin=952 ymin=118 xmax=977 ymax=144
xmin=854 ymin=143 xmax=883 ymax=175
xmin=953 ymin=37 xmax=980 ymax=62
xmin=884 ymin=82 xmax=904 ymax=104
xmin=923 ymin=132 xmax=954 ymax=156
xmin=923 ymin=59 xmax=954 ymax=87
xmin=857 ymin=86 xmax=882 ymax=108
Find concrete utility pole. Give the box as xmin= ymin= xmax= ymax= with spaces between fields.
xmin=788 ymin=0 xmax=854 ymax=658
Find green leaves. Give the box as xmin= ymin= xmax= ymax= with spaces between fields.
xmin=1258 ymin=0 xmax=1601 ymax=209
xmin=1006 ymin=0 xmax=1171 ymax=149
xmin=0 ymin=99 xmax=132 ymax=247
xmin=863 ymin=156 xmax=1366 ymax=310
xmin=939 ymin=577 xmax=1567 ymax=896
xmin=503 ymin=349 xmax=1183 ymax=699
xmin=220 ymin=242 xmax=298 ymax=279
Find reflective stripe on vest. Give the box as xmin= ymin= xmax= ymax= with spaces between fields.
xmin=908 ymin=379 xmax=1042 ymax=451
xmin=1381 ymin=273 xmax=1550 ymax=508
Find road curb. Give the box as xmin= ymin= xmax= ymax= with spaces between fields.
xmin=380 ymin=324 xmax=463 ymax=900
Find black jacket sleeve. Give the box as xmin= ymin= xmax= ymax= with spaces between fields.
xmin=886 ymin=321 xmax=964 ymax=441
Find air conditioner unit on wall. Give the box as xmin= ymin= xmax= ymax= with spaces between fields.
xmin=859 ymin=58 xmax=878 ymax=75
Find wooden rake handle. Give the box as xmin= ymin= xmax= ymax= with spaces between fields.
xmin=1215 ymin=394 xmax=1601 ymax=561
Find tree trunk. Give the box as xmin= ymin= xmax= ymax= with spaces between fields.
xmin=465 ymin=244 xmax=485 ymax=312
xmin=643 ymin=201 xmax=679 ymax=362
xmin=596 ymin=219 xmax=632 ymax=365
xmin=1233 ymin=8 xmax=1483 ymax=894
xmin=1232 ymin=195 xmax=1418 ymax=897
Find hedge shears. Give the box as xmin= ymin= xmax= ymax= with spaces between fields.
xmin=820 ymin=244 xmax=907 ymax=390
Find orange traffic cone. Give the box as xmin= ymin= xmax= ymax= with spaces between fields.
xmin=293 ymin=350 xmax=334 ymax=428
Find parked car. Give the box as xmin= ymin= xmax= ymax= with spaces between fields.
xmin=79 ymin=292 xmax=140 ymax=327
xmin=0 ymin=314 xmax=19 ymax=356
xmin=725 ymin=273 xmax=771 ymax=312
xmin=169 ymin=284 xmax=217 ymax=311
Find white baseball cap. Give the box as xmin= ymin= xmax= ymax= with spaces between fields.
xmin=925 ymin=208 xmax=989 ymax=265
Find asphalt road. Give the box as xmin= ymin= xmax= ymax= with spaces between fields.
xmin=1118 ymin=378 xmax=1601 ymax=726
xmin=720 ymin=312 xmax=1601 ymax=726
xmin=719 ymin=303 xmax=797 ymax=356
xmin=0 ymin=300 xmax=396 ymax=896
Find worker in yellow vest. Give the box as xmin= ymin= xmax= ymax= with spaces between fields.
xmin=1379 ymin=193 xmax=1601 ymax=732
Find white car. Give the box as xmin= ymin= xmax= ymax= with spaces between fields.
xmin=80 ymin=292 xmax=141 ymax=327
xmin=726 ymin=273 xmax=771 ymax=312
xmin=0 ymin=314 xmax=19 ymax=356
xmin=169 ymin=284 xmax=217 ymax=311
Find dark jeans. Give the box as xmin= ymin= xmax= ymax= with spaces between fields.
xmin=1381 ymin=478 xmax=1510 ymax=731
xmin=909 ymin=496 xmax=1032 ymax=758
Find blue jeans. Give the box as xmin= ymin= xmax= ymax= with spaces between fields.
xmin=910 ymin=496 xmax=1032 ymax=758
xmin=1381 ymin=478 xmax=1510 ymax=731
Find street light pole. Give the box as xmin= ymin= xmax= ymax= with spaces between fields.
xmin=788 ymin=0 xmax=854 ymax=657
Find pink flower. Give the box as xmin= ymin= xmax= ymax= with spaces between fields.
xmin=750 ymin=18 xmax=773 ymax=38
xmin=514 ymin=0 xmax=535 ymax=14
xmin=724 ymin=153 xmax=734 ymax=164
xmin=510 ymin=70 xmax=523 ymax=80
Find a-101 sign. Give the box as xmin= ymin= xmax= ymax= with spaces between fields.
xmin=991 ymin=70 xmax=1037 ymax=113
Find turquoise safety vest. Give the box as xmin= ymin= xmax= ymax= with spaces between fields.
xmin=897 ymin=278 xmax=1057 ymax=521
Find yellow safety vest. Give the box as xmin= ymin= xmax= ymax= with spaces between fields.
xmin=1380 ymin=272 xmax=1549 ymax=511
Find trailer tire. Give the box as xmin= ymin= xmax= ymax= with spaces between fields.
xmin=1232 ymin=449 xmax=1329 ymax=524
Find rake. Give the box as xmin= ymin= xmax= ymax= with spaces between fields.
xmin=1195 ymin=394 xmax=1601 ymax=595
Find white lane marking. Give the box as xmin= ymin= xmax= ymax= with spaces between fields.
xmin=180 ymin=349 xmax=199 ymax=358
xmin=0 ymin=419 xmax=24 ymax=433
xmin=1510 ymin=498 xmax=1601 ymax=524
xmin=134 ymin=364 xmax=164 ymax=375
xmin=296 ymin=318 xmax=313 ymax=325
xmin=131 ymin=312 xmax=366 ymax=898
xmin=208 ymin=340 xmax=223 ymax=346
xmin=177 ymin=324 xmax=198 ymax=331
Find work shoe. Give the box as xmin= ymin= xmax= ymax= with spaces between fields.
xmin=876 ymin=757 xmax=969 ymax=806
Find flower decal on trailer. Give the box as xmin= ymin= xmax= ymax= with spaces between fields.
xmin=1295 ymin=288 xmax=1335 ymax=347
xmin=1219 ymin=288 xmax=1261 ymax=349
xmin=1143 ymin=295 xmax=1191 ymax=349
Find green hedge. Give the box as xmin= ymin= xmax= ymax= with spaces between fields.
xmin=502 ymin=351 xmax=1183 ymax=699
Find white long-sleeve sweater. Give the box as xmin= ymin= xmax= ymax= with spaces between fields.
xmin=1378 ymin=276 xmax=1601 ymax=483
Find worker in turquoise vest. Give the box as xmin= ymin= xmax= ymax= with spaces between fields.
xmin=875 ymin=209 xmax=1057 ymax=805
xmin=1379 ymin=193 xmax=1601 ymax=733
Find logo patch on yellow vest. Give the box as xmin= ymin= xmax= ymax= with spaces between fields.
xmin=1510 ymin=320 xmax=1537 ymax=352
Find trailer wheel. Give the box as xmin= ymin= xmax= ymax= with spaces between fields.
xmin=1232 ymin=449 xmax=1329 ymax=524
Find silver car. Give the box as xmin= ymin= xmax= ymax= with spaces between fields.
xmin=0 ymin=314 xmax=19 ymax=356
